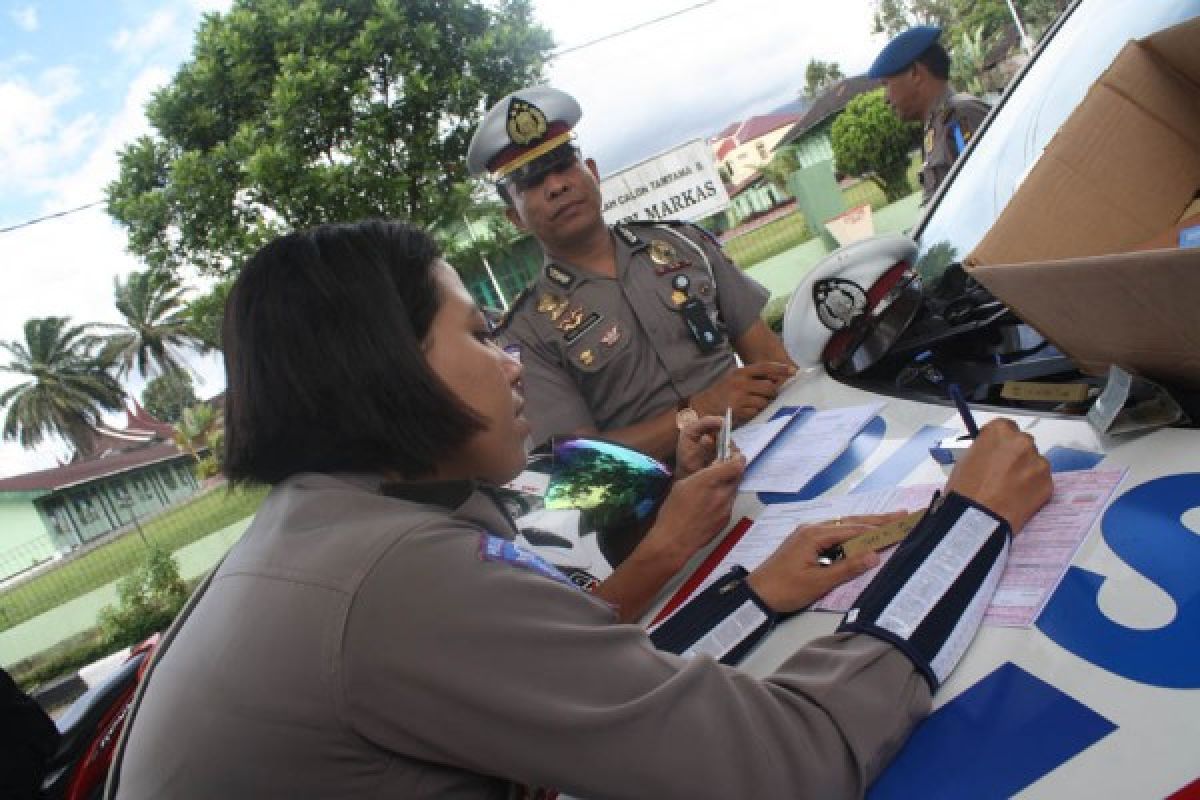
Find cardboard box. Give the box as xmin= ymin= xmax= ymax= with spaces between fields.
xmin=966 ymin=17 xmax=1200 ymax=391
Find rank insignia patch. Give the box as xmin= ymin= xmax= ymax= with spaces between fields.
xmin=564 ymin=312 xmax=601 ymax=344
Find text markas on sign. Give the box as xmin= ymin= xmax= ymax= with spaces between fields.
xmin=613 ymin=180 xmax=721 ymax=224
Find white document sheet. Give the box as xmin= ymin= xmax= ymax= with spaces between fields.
xmin=673 ymin=469 xmax=1125 ymax=629
xmin=729 ymin=407 xmax=802 ymax=464
xmin=738 ymin=402 xmax=885 ymax=493
xmin=814 ymin=469 xmax=1127 ymax=627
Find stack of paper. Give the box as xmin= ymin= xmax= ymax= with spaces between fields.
xmin=735 ymin=402 xmax=884 ymax=493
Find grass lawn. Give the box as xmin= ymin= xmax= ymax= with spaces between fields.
xmin=724 ymin=153 xmax=924 ymax=270
xmin=723 ymin=213 xmax=811 ymax=267
xmin=0 ymin=484 xmax=267 ymax=632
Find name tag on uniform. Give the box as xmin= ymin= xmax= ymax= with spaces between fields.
xmin=478 ymin=534 xmax=580 ymax=591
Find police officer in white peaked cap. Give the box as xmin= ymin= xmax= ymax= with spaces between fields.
xmin=468 ymin=86 xmax=796 ymax=464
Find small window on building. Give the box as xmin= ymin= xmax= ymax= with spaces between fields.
xmin=162 ymin=469 xmax=177 ymax=490
xmin=756 ymin=142 xmax=768 ymax=159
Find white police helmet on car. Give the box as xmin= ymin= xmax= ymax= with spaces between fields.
xmin=783 ymin=234 xmax=920 ymax=373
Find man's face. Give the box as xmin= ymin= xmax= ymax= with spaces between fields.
xmin=881 ymin=66 xmax=923 ymax=121
xmin=504 ymin=153 xmax=606 ymax=250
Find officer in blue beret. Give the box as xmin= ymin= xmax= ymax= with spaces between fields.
xmin=467 ymin=86 xmax=796 ymax=463
xmin=868 ymin=25 xmax=991 ymax=204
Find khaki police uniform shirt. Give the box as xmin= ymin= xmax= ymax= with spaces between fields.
xmin=502 ymin=222 xmax=769 ymax=446
xmin=116 ymin=472 xmax=930 ymax=799
xmin=920 ymin=87 xmax=990 ymax=204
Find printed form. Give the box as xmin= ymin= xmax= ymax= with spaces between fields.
xmin=676 ymin=469 xmax=1126 ymax=628
xmin=737 ymin=402 xmax=884 ymax=493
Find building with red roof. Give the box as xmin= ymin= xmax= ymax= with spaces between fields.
xmin=709 ymin=111 xmax=803 ymax=185
xmin=0 ymin=404 xmax=201 ymax=583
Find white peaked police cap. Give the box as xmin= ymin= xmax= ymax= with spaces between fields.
xmin=783 ymin=233 xmax=920 ymax=369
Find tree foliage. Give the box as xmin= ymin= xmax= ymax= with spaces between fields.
xmin=102 ymin=270 xmax=207 ymax=379
xmin=804 ymin=59 xmax=845 ymax=99
xmin=757 ymin=148 xmax=800 ymax=193
xmin=183 ymin=279 xmax=234 ymax=351
xmin=871 ymin=0 xmax=1065 ymax=49
xmin=0 ymin=318 xmax=126 ymax=456
xmin=830 ymin=90 xmax=917 ymax=203
xmin=106 ymin=0 xmax=553 ymax=280
xmin=141 ymin=372 xmax=199 ymax=424
xmin=174 ymin=402 xmax=221 ymax=463
xmin=98 ymin=547 xmax=189 ymax=647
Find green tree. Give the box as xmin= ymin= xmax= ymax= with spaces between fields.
xmin=872 ymin=0 xmax=1065 ymax=48
xmin=0 ymin=318 xmax=126 ymax=457
xmin=174 ymin=402 xmax=221 ymax=464
xmin=141 ymin=372 xmax=199 ymax=424
xmin=756 ymin=148 xmax=800 ymax=194
xmin=184 ymin=279 xmax=234 ymax=351
xmin=831 ymin=90 xmax=918 ymax=203
xmin=103 ymin=270 xmax=207 ymax=380
xmin=105 ymin=0 xmax=553 ymax=281
xmin=804 ymin=59 xmax=845 ymax=99
xmin=871 ymin=0 xmax=954 ymax=36
xmin=950 ymin=25 xmax=988 ymax=96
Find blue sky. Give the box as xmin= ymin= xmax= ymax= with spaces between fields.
xmin=0 ymin=0 xmax=882 ymax=477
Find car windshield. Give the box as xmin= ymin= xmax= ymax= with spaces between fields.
xmin=913 ymin=0 xmax=1200 ymax=280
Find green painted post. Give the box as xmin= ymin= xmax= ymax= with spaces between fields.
xmin=788 ymin=160 xmax=845 ymax=251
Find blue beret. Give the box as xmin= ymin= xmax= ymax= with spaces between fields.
xmin=867 ymin=26 xmax=942 ymax=78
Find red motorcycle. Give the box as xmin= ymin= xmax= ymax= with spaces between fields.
xmin=38 ymin=635 xmax=160 ymax=800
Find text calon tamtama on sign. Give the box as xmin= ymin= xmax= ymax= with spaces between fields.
xmin=600 ymin=140 xmax=731 ymax=226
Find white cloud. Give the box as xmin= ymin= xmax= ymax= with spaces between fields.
xmin=535 ymin=0 xmax=883 ymax=173
xmin=0 ymin=66 xmax=97 ymax=196
xmin=110 ymin=9 xmax=179 ymax=56
xmin=10 ymin=5 xmax=37 ymax=31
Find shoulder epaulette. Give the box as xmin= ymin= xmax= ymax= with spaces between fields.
xmin=627 ymin=218 xmax=723 ymax=246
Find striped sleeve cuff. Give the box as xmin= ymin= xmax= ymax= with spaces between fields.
xmin=649 ymin=566 xmax=777 ymax=665
xmin=837 ymin=491 xmax=1011 ymax=691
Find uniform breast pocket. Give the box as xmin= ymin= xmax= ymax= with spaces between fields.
xmin=652 ymin=267 xmax=717 ymax=316
xmin=563 ymin=316 xmax=631 ymax=375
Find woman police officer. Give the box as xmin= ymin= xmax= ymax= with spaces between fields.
xmin=112 ymin=220 xmax=1049 ymax=799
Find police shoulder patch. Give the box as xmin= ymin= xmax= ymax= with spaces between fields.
xmin=478 ymin=533 xmax=581 ymax=591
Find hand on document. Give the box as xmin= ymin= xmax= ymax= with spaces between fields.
xmin=746 ymin=512 xmax=907 ymax=613
xmin=945 ymin=419 xmax=1052 ymax=533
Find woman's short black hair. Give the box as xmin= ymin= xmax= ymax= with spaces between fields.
xmin=916 ymin=42 xmax=951 ymax=81
xmin=222 ymin=219 xmax=485 ymax=485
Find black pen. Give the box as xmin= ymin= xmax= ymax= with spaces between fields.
xmin=949 ymin=383 xmax=980 ymax=438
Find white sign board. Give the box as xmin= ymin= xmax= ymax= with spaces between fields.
xmin=599 ymin=139 xmax=730 ymax=226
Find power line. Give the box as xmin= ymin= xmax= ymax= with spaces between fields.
xmin=0 ymin=200 xmax=105 ymax=235
xmin=550 ymin=0 xmax=718 ymax=58
xmin=2 ymin=2 xmax=720 ymax=236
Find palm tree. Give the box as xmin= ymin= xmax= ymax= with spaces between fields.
xmin=103 ymin=270 xmax=206 ymax=380
xmin=1 ymin=317 xmax=127 ymax=456
xmin=173 ymin=402 xmax=220 ymax=463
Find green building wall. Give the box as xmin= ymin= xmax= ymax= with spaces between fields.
xmin=0 ymin=494 xmax=57 ymax=581
xmin=0 ymin=458 xmax=202 ymax=583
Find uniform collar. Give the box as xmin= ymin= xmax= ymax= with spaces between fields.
xmin=539 ymin=227 xmax=644 ymax=288
xmin=379 ymin=477 xmax=520 ymax=539
xmin=926 ymin=86 xmax=957 ymax=129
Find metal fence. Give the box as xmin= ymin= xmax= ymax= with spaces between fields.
xmin=0 ymin=482 xmax=266 ymax=667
